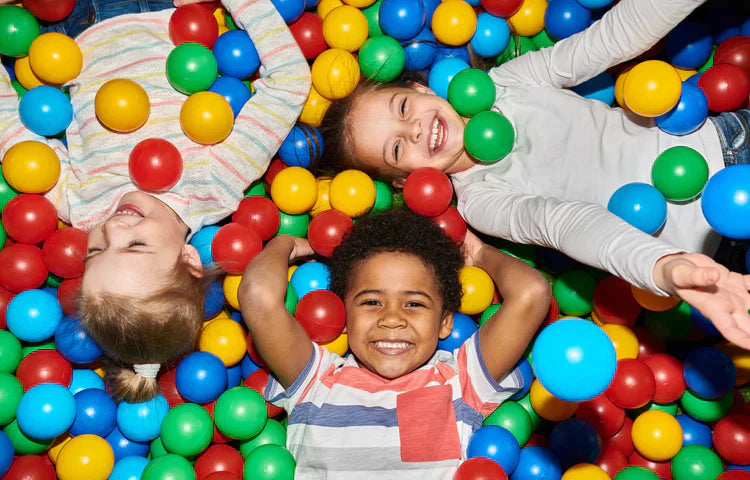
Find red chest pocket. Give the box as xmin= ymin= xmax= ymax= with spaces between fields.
xmin=396 ymin=384 xmax=462 ymax=462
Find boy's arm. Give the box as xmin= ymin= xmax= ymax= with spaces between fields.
xmin=464 ymin=231 xmax=551 ymax=382
xmin=238 ymin=235 xmax=314 ymax=388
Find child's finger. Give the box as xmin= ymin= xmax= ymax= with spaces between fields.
xmin=672 ymin=264 xmax=718 ymax=289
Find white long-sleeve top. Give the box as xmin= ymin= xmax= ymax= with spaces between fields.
xmin=453 ymin=0 xmax=723 ymax=294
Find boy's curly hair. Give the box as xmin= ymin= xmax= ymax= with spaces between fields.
xmin=328 ymin=208 xmax=463 ymax=312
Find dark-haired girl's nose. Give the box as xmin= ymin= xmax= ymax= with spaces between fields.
xmin=410 ymin=118 xmax=422 ymax=143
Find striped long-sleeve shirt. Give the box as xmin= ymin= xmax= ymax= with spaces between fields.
xmin=0 ymin=0 xmax=311 ymax=238
xmin=265 ymin=333 xmax=524 ymax=479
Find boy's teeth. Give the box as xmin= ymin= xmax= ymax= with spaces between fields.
xmin=375 ymin=341 xmax=411 ymax=349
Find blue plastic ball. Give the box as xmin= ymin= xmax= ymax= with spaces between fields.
xmin=55 ymin=314 xmax=102 ymax=364
xmin=544 ymin=0 xmax=591 ymax=40
xmin=423 ymin=0 xmax=440 ymax=25
xmin=204 ymin=280 xmax=225 ymax=319
xmin=175 ymin=351 xmax=228 ymax=403
xmin=471 ymin=13 xmax=510 ymax=59
xmin=18 ymin=85 xmax=72 ymax=137
xmin=116 ymin=393 xmax=170 ymax=442
xmin=241 ymin=353 xmax=262 ymax=379
xmin=607 ymin=182 xmax=667 ymax=235
xmin=664 ymin=22 xmax=713 ymax=69
xmin=714 ymin=26 xmax=741 ymax=45
xmin=105 ymin=425 xmax=151 ymax=461
xmin=16 ymin=383 xmax=76 ymax=439
xmin=278 ymin=123 xmax=324 ymax=169
xmin=532 ymin=319 xmax=616 ymax=402
xmin=109 ymin=456 xmax=150 ymax=480
xmin=572 ymin=71 xmax=615 ymax=105
xmin=702 ymin=164 xmax=750 ymax=239
xmin=379 ymin=0 xmax=426 ymax=41
xmin=2 ymin=57 xmax=15 ymax=82
xmin=728 ymin=464 xmax=750 ymax=473
xmin=512 ymin=446 xmax=562 ymax=480
xmin=437 ymin=312 xmax=478 ymax=352
xmin=403 ymin=27 xmax=438 ymax=71
xmin=685 ymin=72 xmax=702 ymax=86
xmin=68 ymin=368 xmax=106 ymax=395
xmin=190 ymin=225 xmax=219 ymax=266
xmin=290 ymin=261 xmax=331 ymax=298
xmin=209 ymin=76 xmax=251 ymax=117
xmin=434 ymin=45 xmax=471 ymax=65
xmin=227 ymin=362 xmax=242 ymax=388
xmin=655 ymin=81 xmax=709 ymax=136
xmin=69 ymin=388 xmax=117 ymax=437
xmin=212 ymin=30 xmax=261 ymax=79
xmin=0 ymin=431 xmax=12 ymax=477
xmin=690 ymin=306 xmax=721 ymax=337
xmin=270 ymin=0 xmax=305 ymax=23
xmin=509 ymin=358 xmax=533 ymax=400
xmin=428 ymin=57 xmax=470 ymax=100
xmin=743 ymin=18 xmax=750 ymax=36
xmin=682 ymin=346 xmax=736 ymax=400
xmin=467 ymin=425 xmax=520 ymax=474
xmin=6 ymin=289 xmax=63 ymax=343
xmin=676 ymin=414 xmax=713 ymax=448
xmin=549 ymin=418 xmax=602 ymax=468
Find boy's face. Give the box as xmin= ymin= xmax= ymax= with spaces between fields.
xmin=348 ymin=84 xmax=475 ymax=186
xmin=344 ymin=252 xmax=454 ymax=379
xmin=81 ymin=191 xmax=201 ymax=297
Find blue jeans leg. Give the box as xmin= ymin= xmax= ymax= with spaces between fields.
xmin=709 ymin=109 xmax=750 ymax=166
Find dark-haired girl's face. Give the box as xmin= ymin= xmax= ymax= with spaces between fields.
xmin=348 ymin=85 xmax=476 ymax=185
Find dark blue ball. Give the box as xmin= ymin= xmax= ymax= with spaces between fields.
xmin=213 ymin=30 xmax=260 ymax=79
xmin=572 ymin=71 xmax=615 ymax=105
xmin=513 ymin=446 xmax=562 ymax=480
xmin=271 ymin=0 xmax=305 ymax=23
xmin=676 ymin=414 xmax=713 ymax=448
xmin=278 ymin=123 xmax=324 ymax=169
xmin=176 ymin=351 xmax=228 ymax=403
xmin=664 ymin=22 xmax=713 ymax=69
xmin=467 ymin=425 xmax=520 ymax=473
xmin=403 ymin=27 xmax=438 ymax=71
xmin=683 ymin=346 xmax=736 ymax=400
xmin=209 ymin=76 xmax=251 ymax=117
xmin=655 ymin=81 xmax=709 ymax=136
xmin=69 ymin=388 xmax=117 ymax=437
xmin=544 ymin=0 xmax=592 ymax=40
xmin=379 ymin=0 xmax=426 ymax=41
xmin=437 ymin=312 xmax=477 ymax=352
xmin=55 ymin=314 xmax=102 ymax=364
xmin=105 ymin=425 xmax=151 ymax=461
xmin=549 ymin=418 xmax=602 ymax=468
xmin=203 ymin=280 xmax=225 ymax=320
xmin=0 ymin=431 xmax=12 ymax=477
xmin=509 ymin=358 xmax=533 ymax=400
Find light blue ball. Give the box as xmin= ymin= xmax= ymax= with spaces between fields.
xmin=471 ymin=13 xmax=510 ymax=59
xmin=379 ymin=0 xmax=426 ymax=41
xmin=68 ymin=368 xmax=106 ymax=395
xmin=664 ymin=22 xmax=713 ymax=70
xmin=55 ymin=314 xmax=102 ymax=364
xmin=116 ymin=393 xmax=170 ymax=443
xmin=607 ymin=182 xmax=667 ymax=235
xmin=702 ymin=164 xmax=750 ymax=239
xmin=175 ymin=351 xmax=228 ymax=404
xmin=18 ymin=85 xmax=72 ymax=137
xmin=190 ymin=225 xmax=219 ymax=266
xmin=105 ymin=425 xmax=151 ymax=461
xmin=6 ymin=289 xmax=63 ymax=342
xmin=109 ymin=456 xmax=150 ymax=480
xmin=16 ymin=383 xmax=76 ymax=439
xmin=290 ymin=261 xmax=331 ymax=298
xmin=437 ymin=312 xmax=477 ymax=352
xmin=572 ymin=72 xmax=615 ymax=105
xmin=428 ymin=57 xmax=470 ymax=100
xmin=467 ymin=425 xmax=520 ymax=474
xmin=655 ymin=81 xmax=709 ymax=136
xmin=531 ymin=318 xmax=616 ymax=402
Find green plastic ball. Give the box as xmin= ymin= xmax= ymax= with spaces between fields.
xmin=643 ymin=301 xmax=694 ymax=342
xmin=244 ymin=444 xmax=296 ymax=480
xmin=0 ymin=330 xmax=22 ymax=374
xmin=0 ymin=372 xmax=22 ymax=426
xmin=44 ymin=273 xmax=62 ymax=288
xmin=150 ymin=436 xmax=169 ymax=459
xmin=277 ymin=212 xmax=309 ymax=237
xmin=370 ymin=180 xmax=393 ymax=214
xmin=531 ymin=30 xmax=555 ymax=49
xmin=214 ymin=386 xmax=268 ymax=440
xmin=670 ymin=445 xmax=723 ymax=480
xmin=166 ymin=42 xmax=218 ymax=95
xmin=245 ymin=180 xmax=267 ymax=197
xmin=362 ymin=0 xmax=383 ymax=38
xmin=21 ymin=341 xmax=55 ymax=358
xmin=11 ymin=80 xmax=26 ymax=98
xmin=0 ymin=172 xmax=18 ymax=213
xmin=464 ymin=110 xmax=514 ymax=163
xmin=614 ymin=466 xmax=661 ymax=480
xmin=3 ymin=419 xmax=52 ymax=454
xmin=516 ymin=392 xmax=545 ymax=431
xmin=160 ymin=403 xmax=213 ymax=457
xmin=651 ymin=146 xmax=709 ymax=201
xmin=698 ymin=48 xmax=714 ymax=74
xmin=358 ymin=35 xmax=405 ymax=82
xmin=285 ymin=283 xmax=298 ymax=315
xmin=448 ymin=68 xmax=496 ymax=117
xmin=224 ymin=12 xmax=237 ymax=30
xmin=552 ymin=269 xmax=597 ymax=316
xmin=142 ymin=454 xmax=196 ymax=480
xmin=483 ymin=401 xmax=532 ymax=446
xmin=239 ymin=418 xmax=287 ymax=459
xmin=0 ymin=6 xmax=39 ymax=57
xmin=680 ymin=389 xmax=732 ymax=422
xmin=479 ymin=303 xmax=502 ymax=327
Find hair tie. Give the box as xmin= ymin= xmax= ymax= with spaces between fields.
xmin=133 ymin=363 xmax=160 ymax=379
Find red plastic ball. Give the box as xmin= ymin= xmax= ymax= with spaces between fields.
xmin=57 ymin=276 xmax=81 ymax=315
xmin=593 ymin=276 xmax=642 ymax=327
xmin=3 ymin=455 xmax=55 ymax=480
xmin=0 ymin=244 xmax=47 ymax=293
xmin=169 ymin=4 xmax=220 ymax=48
xmin=403 ymin=167 xmax=453 ymax=217
xmin=197 ymin=1 xmax=222 ymax=11
xmin=454 ymin=457 xmax=508 ymax=480
xmin=603 ymin=417 xmax=635 ymax=457
xmin=15 ymin=349 xmax=73 ymax=391
xmin=713 ymin=413 xmax=750 ymax=465
xmin=204 ymin=473 xmax=241 ymax=480
xmin=542 ymin=296 xmax=561 ymax=326
xmin=0 ymin=286 xmax=15 ymax=330
xmin=129 ymin=138 xmax=183 ymax=193
xmin=596 ymin=445 xmax=629 ymax=478
xmin=718 ymin=471 xmax=750 ymax=480
xmin=195 ymin=444 xmax=244 ymax=480
xmin=158 ymin=367 xmax=187 ymax=408
xmin=628 ymin=451 xmax=672 ymax=480
xmin=211 ymin=222 xmax=263 ymax=274
xmin=263 ymin=158 xmax=288 ymax=190
xmin=431 ymin=206 xmax=467 ymax=244
xmin=605 ymin=358 xmax=655 ymax=410
xmin=307 ymin=209 xmax=353 ymax=257
xmin=576 ymin=393 xmax=626 ymax=438
xmin=633 ymin=325 xmax=666 ymax=359
xmin=295 ymin=290 xmax=346 ymax=343
xmin=245 ymin=331 xmax=267 ymax=367
xmin=244 ymin=368 xmax=285 ymax=418
xmin=289 ymin=13 xmax=327 ymax=60
xmin=2 ymin=194 xmax=58 ymax=244
xmin=41 ymin=227 xmax=87 ymax=279
xmin=715 ymin=35 xmax=750 ymax=78
xmin=525 ymin=432 xmax=549 ymax=448
xmin=202 ymin=399 xmax=233 ymax=444
xmin=479 ymin=0 xmax=522 ymax=18
xmin=642 ymin=353 xmax=685 ymax=403
xmin=22 ymin=0 xmax=75 ymax=22
xmin=698 ymin=63 xmax=750 ymax=112
xmin=232 ymin=196 xmax=281 ymax=242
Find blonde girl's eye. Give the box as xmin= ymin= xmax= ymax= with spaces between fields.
xmin=400 ymin=98 xmax=407 ymax=116
xmin=394 ymin=141 xmax=400 ymax=161
xmin=128 ymin=241 xmax=146 ymax=247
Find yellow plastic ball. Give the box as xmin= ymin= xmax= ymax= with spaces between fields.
xmin=631 ymin=410 xmax=683 ymax=461
xmin=312 ymin=48 xmax=360 ymax=100
xmin=317 ymin=0 xmax=344 ymax=20
xmin=321 ymin=333 xmax=349 ymax=356
xmin=28 ymin=32 xmax=82 ymax=85
xmin=95 ymin=79 xmax=150 ymax=133
xmin=630 ymin=285 xmax=680 ymax=312
xmin=614 ymin=67 xmax=632 ymax=109
xmin=342 ymin=0 xmax=376 ymax=9
xmin=94 ymin=367 xmax=106 ymax=378
xmin=562 ymin=464 xmax=611 ymax=480
xmin=270 ymin=166 xmax=318 ymax=214
xmin=48 ymin=434 xmax=72 ymax=464
xmin=14 ymin=55 xmax=44 ymax=90
xmin=716 ymin=341 xmax=750 ymax=385
xmin=56 ymin=434 xmax=115 ymax=480
xmin=199 ymin=318 xmax=247 ymax=366
xmin=300 ymin=86 xmax=332 ymax=127
xmin=323 ymin=6 xmax=369 ymax=52
xmin=329 ymin=169 xmax=376 ymax=217
xmin=288 ymin=265 xmax=298 ymax=281
xmin=223 ymin=274 xmax=242 ymax=310
xmin=675 ymin=67 xmax=697 ymax=81
xmin=218 ymin=24 xmax=230 ymax=36
xmin=2 ymin=140 xmax=61 ymax=193
xmin=507 ymin=0 xmax=547 ymax=37
xmin=623 ymin=60 xmax=682 ymax=117
xmin=213 ymin=7 xmax=227 ymax=25
xmin=529 ymin=379 xmax=579 ymax=422
xmin=601 ymin=324 xmax=638 ymax=360
xmin=311 ymin=176 xmax=333 ymax=217
xmin=180 ymin=91 xmax=234 ymax=145
xmin=458 ymin=266 xmax=495 ymax=315
xmin=431 ymin=0 xmax=477 ymax=47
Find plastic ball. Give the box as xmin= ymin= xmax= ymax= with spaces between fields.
xmin=655 ymin=81 xmax=709 ymax=136
xmin=544 ymin=0 xmax=590 ymax=40
xmin=562 ymin=463 xmax=610 ymax=480
xmin=467 ymin=425 xmax=520 ymax=473
xmin=553 ymin=269 xmax=596 ymax=316
xmin=664 ymin=22 xmax=713 ymax=70
xmin=6 ymin=289 xmax=62 ymax=342
xmin=437 ymin=312 xmax=477 ymax=352
xmin=13 ymin=55 xmax=44 ymax=90
xmin=683 ymin=346 xmax=736 ymax=400
xmin=160 ymin=403 xmax=213 ymax=457
xmin=715 ymin=35 xmax=750 ymax=78
xmin=0 ymin=372 xmax=22 ymax=426
xmin=428 ymin=57 xmax=470 ymax=100
xmin=453 ymin=456 xmax=508 ymax=480
xmin=642 ymin=353 xmax=685 ymax=403
xmin=195 ymin=444 xmax=244 ymax=479
xmin=322 ymin=5 xmax=368 ymax=52
xmin=295 ymin=290 xmax=346 ymax=343
xmin=702 ymin=164 xmax=750 ymax=239
xmin=448 ymin=68 xmax=495 ymax=117
xmin=19 ymin=85 xmax=73 ymax=137
xmin=271 ymin=0 xmax=305 ymax=23
xmin=572 ymin=71 xmax=616 ymax=105
xmin=681 ymin=388 xmax=733 ymax=423
xmin=329 ymin=169 xmax=376 ymax=217
xmin=471 ymin=13 xmax=510 ymax=58
xmin=311 ymin=48 xmax=360 ymax=100
xmin=480 ymin=0 xmax=521 ymax=18
xmin=289 ymin=12 xmax=327 ymax=60
xmin=607 ymin=182 xmax=667 ymax=235
xmin=0 ymin=5 xmax=40 ymax=57
xmin=670 ymin=445 xmax=723 ymax=480
xmin=533 ymin=319 xmax=616 ymax=402
xmin=15 ymin=349 xmax=72 ymax=390
xmin=358 ymin=35 xmax=405 ymax=82
xmin=529 ymin=378 xmax=579 ymax=422
xmin=169 ymin=4 xmax=219 ymax=48
xmin=17 ymin=383 xmax=75 ymax=439
xmin=213 ymin=386 xmax=267 ymax=440
xmin=54 ymin=315 xmax=102 ymax=364
xmin=2 ymin=193 xmax=57 ymax=244
xmin=212 ymin=30 xmax=260 ymax=79
xmin=458 ymin=266 xmax=494 ymax=315
xmin=403 ymin=27 xmax=438 ymax=71
xmin=176 ymin=351 xmax=228 ymax=404
xmin=402 ymin=168 xmax=453 ymax=216
xmin=27 ymin=32 xmax=81 ymax=85
xmin=605 ymin=358 xmax=655 ymax=410
xmin=307 ymin=209 xmax=353 ymax=257
xmin=431 ymin=206 xmax=467 ymax=244
xmin=166 ymin=42 xmax=218 ymax=95
xmin=550 ymin=418 xmax=601 ymax=468
xmin=651 ymin=145 xmax=709 ymax=201
xmin=464 ymin=110 xmax=515 ymax=163
xmin=95 ymin=79 xmax=150 ymax=133
xmin=431 ymin=0 xmax=476 ymax=46
xmin=575 ymin=392 xmax=625 ymax=439
xmin=212 ymin=222 xmax=263 ymax=274
xmin=69 ymin=369 xmax=105 ymax=395
xmin=243 ymin=444 xmax=295 ymax=480
xmin=105 ymin=425 xmax=149 ymax=462
xmin=631 ymin=410 xmax=682 ymax=461
xmin=142 ymin=454 xmax=195 ymax=480
xmin=116 ymin=394 xmax=170 ymax=443
xmin=300 ymin=86 xmax=332 ymax=127
xmin=0 ymin=430 xmax=11 ymax=477
xmin=180 ymin=91 xmax=234 ymax=144
xmin=56 ymin=434 xmax=114 ymax=480
xmin=713 ymin=414 xmax=750 ymax=465
xmin=69 ymin=388 xmax=116 ymax=438
xmin=199 ymin=318 xmax=247 ymax=366
xmin=676 ymin=414 xmax=712 ymax=448
xmin=697 ymin=63 xmax=750 ymax=112
xmin=2 ymin=455 xmax=55 ymax=480
xmin=290 ymin=261 xmax=331 ymax=298
xmin=270 ymin=166 xmax=318 ymax=214
xmin=378 ymin=0 xmax=425 ymax=41
xmin=41 ymin=227 xmax=87 ymax=279
xmin=278 ymin=123 xmax=324 ymax=169
xmin=2 ymin=140 xmax=60 ymax=193
xmin=232 ymin=196 xmax=281 ymax=242
xmin=623 ymin=60 xmax=682 ymax=117
xmin=128 ymin=138 xmax=183 ymax=192
xmin=593 ymin=276 xmax=641 ymax=328
xmin=507 ymin=0 xmax=546 ymax=37
xmin=109 ymin=456 xmax=149 ymax=480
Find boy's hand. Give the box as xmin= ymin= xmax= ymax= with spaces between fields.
xmin=654 ymin=252 xmax=750 ymax=349
xmin=290 ymin=237 xmax=314 ymax=261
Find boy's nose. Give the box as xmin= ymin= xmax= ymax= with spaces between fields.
xmin=378 ymin=306 xmax=407 ymax=328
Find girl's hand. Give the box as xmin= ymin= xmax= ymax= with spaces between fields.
xmin=173 ymin=0 xmax=212 ymax=6
xmin=461 ymin=230 xmax=486 ymax=267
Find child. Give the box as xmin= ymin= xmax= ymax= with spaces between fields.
xmin=0 ymin=0 xmax=311 ymax=401
xmin=318 ymin=0 xmax=750 ymax=349
xmin=238 ymin=208 xmax=551 ymax=478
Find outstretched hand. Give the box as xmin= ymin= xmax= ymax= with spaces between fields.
xmin=461 ymin=230 xmax=485 ymax=267
xmin=655 ymin=252 xmax=750 ymax=349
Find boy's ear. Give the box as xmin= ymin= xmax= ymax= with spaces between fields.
xmin=438 ymin=311 xmax=454 ymax=340
xmin=391 ymin=177 xmax=406 ymax=189
xmin=408 ymin=81 xmax=436 ymax=96
xmin=182 ymin=244 xmax=204 ymax=278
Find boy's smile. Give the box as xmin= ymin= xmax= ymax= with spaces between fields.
xmin=343 ymin=252 xmax=454 ymax=380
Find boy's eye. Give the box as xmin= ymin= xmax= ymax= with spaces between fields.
xmin=361 ymin=299 xmax=380 ymax=306
xmin=406 ymin=301 xmax=425 ymax=308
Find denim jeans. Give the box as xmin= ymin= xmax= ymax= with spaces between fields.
xmin=708 ymin=109 xmax=750 ymax=167
xmin=40 ymin=0 xmax=174 ymax=39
